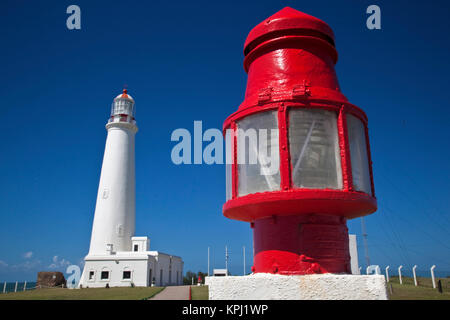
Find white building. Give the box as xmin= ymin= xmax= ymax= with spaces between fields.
xmin=79 ymin=90 xmax=183 ymax=288
xmin=213 ymin=269 xmax=228 ymax=277
xmin=349 ymin=234 xmax=360 ymax=275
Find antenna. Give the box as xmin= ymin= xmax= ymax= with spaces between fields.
xmin=361 ymin=217 xmax=370 ymax=267
xmin=207 ymin=247 xmax=210 ymax=277
xmin=225 ymin=246 xmax=229 ymax=276
xmin=243 ymin=246 xmax=246 ymax=275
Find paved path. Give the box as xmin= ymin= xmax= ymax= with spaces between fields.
xmin=149 ymin=286 xmax=190 ymax=300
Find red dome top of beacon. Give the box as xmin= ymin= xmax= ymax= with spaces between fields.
xmin=244 ymin=7 xmax=335 ymax=54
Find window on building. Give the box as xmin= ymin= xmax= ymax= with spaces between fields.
xmin=160 ymin=269 xmax=163 ymax=285
xmin=123 ymin=271 xmax=131 ymax=280
xmin=134 ymin=244 xmax=139 ymax=252
xmin=89 ymin=271 xmax=95 ymax=280
xmin=101 ymin=271 xmax=109 ymax=280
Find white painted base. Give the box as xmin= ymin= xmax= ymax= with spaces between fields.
xmin=205 ymin=273 xmax=388 ymax=300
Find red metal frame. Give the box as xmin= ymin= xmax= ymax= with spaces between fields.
xmin=222 ymin=7 xmax=377 ymax=275
xmin=338 ymin=105 xmax=353 ymax=192
xmin=278 ymin=103 xmax=291 ymax=191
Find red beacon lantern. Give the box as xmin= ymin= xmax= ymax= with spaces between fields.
xmin=223 ymin=7 xmax=377 ymax=275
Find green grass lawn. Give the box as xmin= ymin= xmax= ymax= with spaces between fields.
xmin=387 ymin=276 xmax=449 ymax=300
xmin=1 ymin=277 xmax=447 ymax=300
xmin=0 ymin=286 xmax=164 ymax=300
xmin=190 ymin=285 xmax=209 ymax=300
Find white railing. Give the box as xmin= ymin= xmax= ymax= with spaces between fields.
xmin=1 ymin=281 xmax=65 ymax=294
xmin=364 ymin=264 xmax=444 ymax=290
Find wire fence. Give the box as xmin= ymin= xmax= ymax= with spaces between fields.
xmin=1 ymin=282 xmax=66 ymax=294
xmin=382 ymin=269 xmax=450 ymax=278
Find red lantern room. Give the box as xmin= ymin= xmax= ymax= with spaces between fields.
xmin=223 ymin=7 xmax=377 ymax=275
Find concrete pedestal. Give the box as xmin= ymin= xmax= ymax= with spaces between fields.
xmin=205 ymin=273 xmax=388 ymax=300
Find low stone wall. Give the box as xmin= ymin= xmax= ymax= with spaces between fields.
xmin=205 ymin=273 xmax=388 ymax=300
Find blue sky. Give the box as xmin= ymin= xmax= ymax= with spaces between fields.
xmin=0 ymin=0 xmax=449 ymax=281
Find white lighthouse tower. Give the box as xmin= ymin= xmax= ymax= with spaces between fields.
xmin=88 ymin=89 xmax=137 ymax=255
xmin=79 ymin=90 xmax=183 ymax=288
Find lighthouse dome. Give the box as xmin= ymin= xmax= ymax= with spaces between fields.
xmin=114 ymin=89 xmax=134 ymax=102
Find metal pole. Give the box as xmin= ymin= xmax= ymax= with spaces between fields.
xmin=2 ymin=282 xmax=6 ymax=293
xmin=431 ymin=265 xmax=436 ymax=289
xmin=398 ymin=266 xmax=403 ymax=285
xmin=207 ymin=247 xmax=210 ymax=277
xmin=225 ymin=246 xmax=228 ymax=276
xmin=412 ymin=265 xmax=417 ymax=286
xmin=23 ymin=281 xmax=27 ymax=291
xmin=243 ymin=246 xmax=246 ymax=276
xmin=385 ymin=266 xmax=390 ymax=282
xmin=252 ymin=230 xmax=255 ymax=268
xmin=360 ymin=217 xmax=370 ymax=268
xmin=14 ymin=281 xmax=18 ymax=292
xmin=250 ymin=224 xmax=255 ymax=274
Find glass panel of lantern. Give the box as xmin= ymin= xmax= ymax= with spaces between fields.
xmin=226 ymin=162 xmax=232 ymax=200
xmin=111 ymin=101 xmax=120 ymax=116
xmin=225 ymin=129 xmax=233 ymax=200
xmin=123 ymin=100 xmax=132 ymax=115
xmin=112 ymin=99 xmax=133 ymax=116
xmin=114 ymin=100 xmax=123 ymax=115
xmin=127 ymin=101 xmax=134 ymax=117
xmin=237 ymin=111 xmax=281 ymax=196
xmin=288 ymin=109 xmax=343 ymax=189
xmin=346 ymin=114 xmax=372 ymax=195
